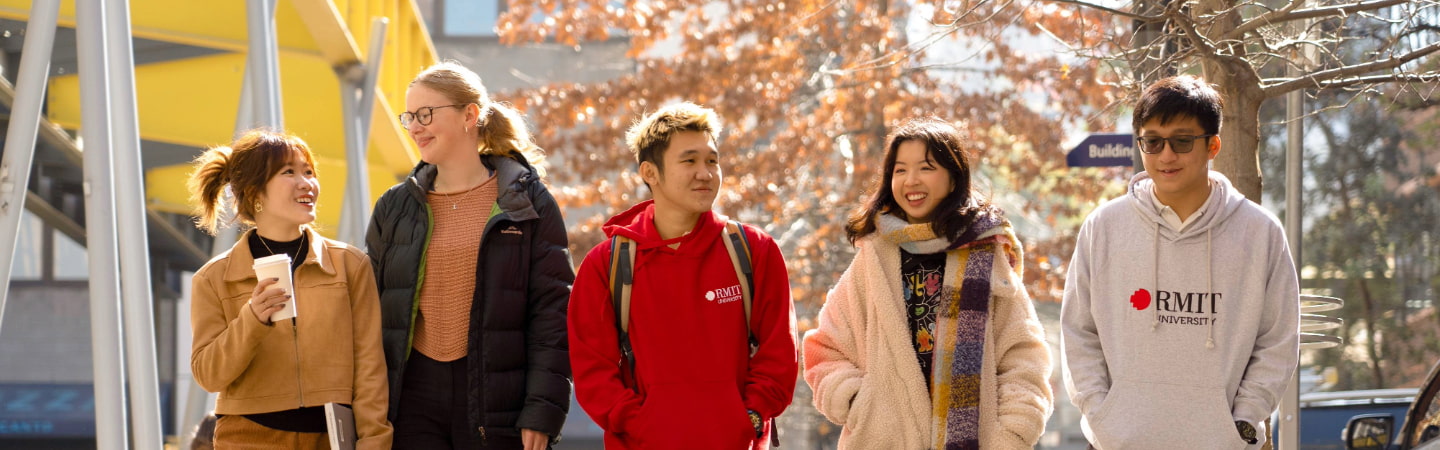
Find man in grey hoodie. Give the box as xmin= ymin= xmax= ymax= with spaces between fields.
xmin=1060 ymin=76 xmax=1300 ymax=450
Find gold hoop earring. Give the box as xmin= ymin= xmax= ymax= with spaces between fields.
xmin=254 ymin=201 xmax=264 ymax=213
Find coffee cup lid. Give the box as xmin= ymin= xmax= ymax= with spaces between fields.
xmin=253 ymin=254 xmax=291 ymax=267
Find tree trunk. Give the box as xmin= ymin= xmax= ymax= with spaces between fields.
xmin=1197 ymin=0 xmax=1266 ymax=203
xmin=1203 ymin=58 xmax=1267 ymax=203
xmin=1358 ymin=277 xmax=1386 ymax=388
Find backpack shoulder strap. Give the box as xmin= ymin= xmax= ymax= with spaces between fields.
xmin=609 ymin=235 xmax=637 ymax=333
xmin=720 ymin=221 xmax=782 ymax=446
xmin=720 ymin=220 xmax=757 ymax=351
xmin=609 ymin=234 xmax=639 ymax=388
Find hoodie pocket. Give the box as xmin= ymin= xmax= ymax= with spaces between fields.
xmin=634 ymin=381 xmax=752 ymax=449
xmin=1091 ymin=380 xmax=1244 ymax=450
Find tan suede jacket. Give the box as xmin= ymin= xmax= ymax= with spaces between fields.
xmin=190 ymin=227 xmax=392 ymax=449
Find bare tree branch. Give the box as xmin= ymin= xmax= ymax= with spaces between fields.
xmin=1310 ymin=71 xmax=1440 ymax=91
xmin=1227 ymin=0 xmax=1413 ymax=41
xmin=1264 ymin=40 xmax=1440 ymax=96
xmin=1043 ymin=0 xmax=1154 ymax=20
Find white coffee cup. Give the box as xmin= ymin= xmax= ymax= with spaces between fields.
xmin=252 ymin=254 xmax=297 ymax=323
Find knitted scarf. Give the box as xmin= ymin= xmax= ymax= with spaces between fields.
xmin=879 ymin=211 xmax=1018 ymax=450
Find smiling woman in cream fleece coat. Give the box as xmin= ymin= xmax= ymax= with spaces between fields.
xmin=803 ymin=118 xmax=1052 ymax=449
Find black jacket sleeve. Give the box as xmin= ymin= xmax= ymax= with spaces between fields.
xmin=515 ymin=181 xmax=576 ymax=439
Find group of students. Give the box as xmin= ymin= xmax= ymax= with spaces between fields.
xmin=185 ymin=60 xmax=1300 ymax=450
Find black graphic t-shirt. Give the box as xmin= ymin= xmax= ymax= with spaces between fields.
xmin=901 ymin=249 xmax=946 ymax=390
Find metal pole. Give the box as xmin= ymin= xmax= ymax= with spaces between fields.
xmin=0 ymin=0 xmax=60 ymax=327
xmin=236 ymin=63 xmax=256 ymax=135
xmin=338 ymin=18 xmax=388 ymax=245
xmin=247 ymin=0 xmax=284 ymax=129
xmin=1277 ymin=57 xmax=1305 ymax=450
xmin=77 ymin=0 xmax=130 ymax=448
xmin=104 ymin=1 xmax=164 ymax=447
xmin=1276 ymin=15 xmax=1311 ymax=450
xmin=337 ymin=78 xmax=362 ymax=244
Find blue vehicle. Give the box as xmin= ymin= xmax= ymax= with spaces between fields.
xmin=1344 ymin=360 xmax=1440 ymax=450
xmin=1282 ymin=389 xmax=1418 ymax=449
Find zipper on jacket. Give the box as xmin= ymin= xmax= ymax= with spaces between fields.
xmin=291 ymin=320 xmax=305 ymax=407
xmin=470 ymin=206 xmax=511 ymax=447
xmin=406 ymin=204 xmax=435 ymax=358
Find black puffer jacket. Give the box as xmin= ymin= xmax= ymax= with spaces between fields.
xmin=365 ymin=154 xmax=573 ymax=444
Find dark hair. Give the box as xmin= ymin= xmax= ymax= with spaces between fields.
xmin=845 ymin=117 xmax=990 ymax=244
xmin=186 ymin=129 xmax=318 ymax=235
xmin=1132 ymin=75 xmax=1223 ymax=135
xmin=189 ymin=414 xmax=216 ymax=450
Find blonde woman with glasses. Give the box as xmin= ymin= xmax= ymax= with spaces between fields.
xmin=366 ymin=61 xmax=574 ymax=450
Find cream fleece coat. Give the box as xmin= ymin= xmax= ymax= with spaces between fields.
xmin=803 ymin=232 xmax=1053 ymax=449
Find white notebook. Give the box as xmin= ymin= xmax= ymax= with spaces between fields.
xmin=324 ymin=402 xmax=357 ymax=450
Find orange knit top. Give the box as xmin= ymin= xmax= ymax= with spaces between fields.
xmin=413 ymin=175 xmax=499 ymax=362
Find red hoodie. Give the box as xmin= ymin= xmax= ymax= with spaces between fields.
xmin=569 ymin=201 xmax=799 ymax=449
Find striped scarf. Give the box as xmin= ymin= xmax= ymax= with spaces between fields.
xmin=879 ymin=211 xmax=1017 ymax=450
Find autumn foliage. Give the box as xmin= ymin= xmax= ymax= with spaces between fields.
xmin=494 ymin=0 xmax=1126 ymax=322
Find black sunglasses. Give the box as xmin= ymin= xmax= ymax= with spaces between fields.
xmin=1135 ymin=135 xmax=1215 ymax=154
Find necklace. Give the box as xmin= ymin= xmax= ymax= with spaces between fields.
xmin=438 ymin=180 xmax=486 ymax=210
xmin=440 ymin=186 xmax=475 ymax=210
xmin=256 ymin=230 xmax=303 ymax=258
xmin=258 ymin=234 xmax=278 ymax=256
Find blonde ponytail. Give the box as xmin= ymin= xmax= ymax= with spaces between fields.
xmin=477 ymin=102 xmax=545 ymax=173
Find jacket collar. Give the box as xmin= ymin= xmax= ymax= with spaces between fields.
xmin=403 ymin=154 xmax=540 ymax=222
xmin=223 ymin=226 xmax=335 ymax=282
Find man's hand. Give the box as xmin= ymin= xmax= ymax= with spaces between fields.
xmin=521 ymin=428 xmax=548 ymax=450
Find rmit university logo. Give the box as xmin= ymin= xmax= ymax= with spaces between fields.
xmin=707 ymin=285 xmax=743 ymax=304
xmin=1128 ymin=288 xmax=1223 ymax=326
xmin=1130 ymin=289 xmax=1152 ymax=310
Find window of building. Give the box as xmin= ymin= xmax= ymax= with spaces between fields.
xmin=52 ymin=228 xmax=88 ymax=280
xmin=9 ymin=211 xmax=42 ymax=280
xmin=441 ymin=0 xmax=503 ymax=37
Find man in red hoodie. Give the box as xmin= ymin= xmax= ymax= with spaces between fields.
xmin=568 ymin=102 xmax=799 ymax=449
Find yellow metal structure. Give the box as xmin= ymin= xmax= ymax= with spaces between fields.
xmin=0 ymin=0 xmax=436 ymax=235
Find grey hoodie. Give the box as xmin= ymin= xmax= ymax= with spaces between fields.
xmin=1061 ymin=171 xmax=1300 ymax=450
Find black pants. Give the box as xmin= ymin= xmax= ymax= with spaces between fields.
xmin=394 ymin=352 xmax=528 ymax=449
xmin=394 ymin=352 xmax=478 ymax=450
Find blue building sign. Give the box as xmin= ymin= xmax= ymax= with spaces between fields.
xmin=0 ymin=384 xmax=95 ymax=437
xmin=0 ymin=383 xmax=173 ymax=438
xmin=1067 ymin=133 xmax=1135 ymax=167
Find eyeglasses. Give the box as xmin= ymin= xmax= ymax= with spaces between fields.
xmin=1135 ymin=135 xmax=1215 ymax=154
xmin=398 ymin=104 xmax=470 ymax=127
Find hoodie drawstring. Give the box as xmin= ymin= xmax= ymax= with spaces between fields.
xmin=1153 ymin=223 xmax=1219 ymax=350
xmin=1206 ymin=229 xmax=1216 ymax=349
xmin=1152 ymin=222 xmax=1160 ymax=331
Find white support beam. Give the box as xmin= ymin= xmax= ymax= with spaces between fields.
xmin=105 ymin=1 xmax=164 ymax=448
xmin=77 ymin=0 xmax=130 ymax=447
xmin=0 ymin=0 xmax=59 ymax=329
xmin=338 ymin=17 xmax=388 ymax=245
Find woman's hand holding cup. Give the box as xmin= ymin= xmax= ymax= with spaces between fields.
xmin=249 ymin=277 xmax=290 ymax=325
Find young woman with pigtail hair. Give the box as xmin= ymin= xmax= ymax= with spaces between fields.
xmin=188 ymin=129 xmax=392 ymax=449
